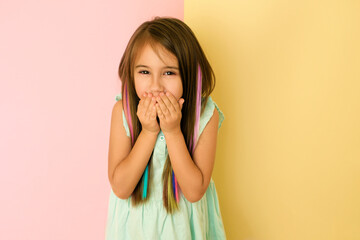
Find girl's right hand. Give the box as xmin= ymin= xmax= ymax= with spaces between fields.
xmin=137 ymin=92 xmax=160 ymax=134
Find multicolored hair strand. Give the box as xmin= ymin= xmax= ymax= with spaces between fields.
xmin=171 ymin=64 xmax=203 ymax=205
xmin=124 ymin=80 xmax=150 ymax=200
xmin=124 ymin=81 xmax=134 ymax=143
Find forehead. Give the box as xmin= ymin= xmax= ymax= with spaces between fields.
xmin=134 ymin=41 xmax=178 ymax=66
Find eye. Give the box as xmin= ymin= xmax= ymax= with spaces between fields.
xmin=164 ymin=71 xmax=175 ymax=76
xmin=139 ymin=70 xmax=150 ymax=74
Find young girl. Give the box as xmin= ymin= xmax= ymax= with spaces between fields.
xmin=105 ymin=17 xmax=226 ymax=239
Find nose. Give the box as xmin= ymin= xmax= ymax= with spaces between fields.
xmin=150 ymin=75 xmax=164 ymax=96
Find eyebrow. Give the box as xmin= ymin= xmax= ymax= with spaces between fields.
xmin=135 ymin=64 xmax=179 ymax=70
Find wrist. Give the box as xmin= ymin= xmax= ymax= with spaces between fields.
xmin=141 ymin=128 xmax=160 ymax=137
xmin=163 ymin=127 xmax=182 ymax=138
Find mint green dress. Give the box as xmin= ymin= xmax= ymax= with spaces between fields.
xmin=105 ymin=93 xmax=226 ymax=240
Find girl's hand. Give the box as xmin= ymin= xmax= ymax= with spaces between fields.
xmin=155 ymin=91 xmax=185 ymax=134
xmin=137 ymin=92 xmax=160 ymax=134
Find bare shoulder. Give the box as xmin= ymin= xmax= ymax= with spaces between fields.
xmin=110 ymin=99 xmax=127 ymax=136
xmin=208 ymin=107 xmax=219 ymax=129
xmin=112 ymin=98 xmax=123 ymax=115
xmin=108 ymin=99 xmax=131 ymax=184
xmin=198 ymin=107 xmax=219 ymax=145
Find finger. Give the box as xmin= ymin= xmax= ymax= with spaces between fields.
xmin=156 ymin=103 xmax=166 ymax=120
xmin=138 ymin=92 xmax=147 ymax=109
xmin=156 ymin=94 xmax=170 ymax=117
xmin=165 ymin=91 xmax=180 ymax=112
xmin=166 ymin=92 xmax=181 ymax=111
xmin=141 ymin=92 xmax=148 ymax=100
xmin=143 ymin=92 xmax=153 ymax=116
xmin=160 ymin=92 xmax=176 ymax=114
xmin=179 ymin=98 xmax=185 ymax=110
xmin=150 ymin=99 xmax=157 ymax=120
xmin=139 ymin=92 xmax=149 ymax=108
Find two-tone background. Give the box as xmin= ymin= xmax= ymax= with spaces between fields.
xmin=1 ymin=0 xmax=359 ymax=239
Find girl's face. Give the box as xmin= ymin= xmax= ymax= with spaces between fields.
xmin=133 ymin=43 xmax=183 ymax=100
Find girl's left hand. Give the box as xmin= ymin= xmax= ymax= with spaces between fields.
xmin=155 ymin=91 xmax=185 ymax=134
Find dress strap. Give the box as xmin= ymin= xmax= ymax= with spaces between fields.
xmin=115 ymin=93 xmax=130 ymax=137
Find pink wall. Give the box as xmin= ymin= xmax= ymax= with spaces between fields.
xmin=0 ymin=1 xmax=183 ymax=239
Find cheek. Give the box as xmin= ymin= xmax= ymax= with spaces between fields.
xmin=177 ymin=80 xmax=183 ymax=99
xmin=134 ymin=79 xmax=146 ymax=98
xmin=166 ymin=81 xmax=183 ymax=100
xmin=177 ymin=84 xmax=183 ymax=100
xmin=135 ymin=89 xmax=142 ymax=99
xmin=175 ymin=77 xmax=183 ymax=98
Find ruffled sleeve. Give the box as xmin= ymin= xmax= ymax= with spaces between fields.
xmin=115 ymin=93 xmax=130 ymax=137
xmin=199 ymin=96 xmax=225 ymax=136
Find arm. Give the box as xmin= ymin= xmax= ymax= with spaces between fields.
xmin=164 ymin=108 xmax=219 ymax=202
xmin=108 ymin=94 xmax=159 ymax=199
xmin=156 ymin=92 xmax=220 ymax=202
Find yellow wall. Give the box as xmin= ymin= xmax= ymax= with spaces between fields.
xmin=185 ymin=1 xmax=360 ymax=239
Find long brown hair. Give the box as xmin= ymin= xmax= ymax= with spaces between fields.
xmin=118 ymin=16 xmax=215 ymax=213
